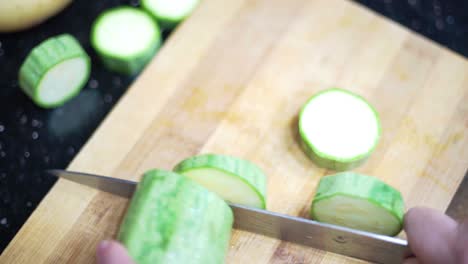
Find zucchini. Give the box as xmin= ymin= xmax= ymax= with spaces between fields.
xmin=298 ymin=88 xmax=381 ymax=170
xmin=118 ymin=169 xmax=233 ymax=264
xmin=91 ymin=7 xmax=161 ymax=75
xmin=18 ymin=34 xmax=90 ymax=108
xmin=141 ymin=0 xmax=200 ymax=29
xmin=310 ymin=172 xmax=404 ymax=236
xmin=173 ymin=154 xmax=267 ymax=209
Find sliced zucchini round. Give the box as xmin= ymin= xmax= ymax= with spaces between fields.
xmin=310 ymin=172 xmax=404 ymax=236
xmin=141 ymin=0 xmax=200 ymax=29
xmin=298 ymin=88 xmax=381 ymax=170
xmin=173 ymin=154 xmax=267 ymax=209
xmin=118 ymin=169 xmax=233 ymax=264
xmin=18 ymin=34 xmax=90 ymax=108
xmin=91 ymin=7 xmax=161 ymax=75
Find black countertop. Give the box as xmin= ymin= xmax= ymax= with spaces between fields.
xmin=0 ymin=0 xmax=467 ymax=253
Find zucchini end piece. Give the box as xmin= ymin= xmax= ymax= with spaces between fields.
xmin=311 ymin=172 xmax=404 ymax=236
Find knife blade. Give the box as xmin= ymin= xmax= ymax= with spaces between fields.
xmin=48 ymin=169 xmax=411 ymax=264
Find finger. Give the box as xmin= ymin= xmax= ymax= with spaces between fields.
xmin=402 ymin=257 xmax=420 ymax=264
xmin=96 ymin=240 xmax=135 ymax=264
xmin=404 ymin=207 xmax=457 ymax=264
xmin=454 ymin=218 xmax=468 ymax=263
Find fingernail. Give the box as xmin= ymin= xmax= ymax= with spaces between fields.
xmin=98 ymin=240 xmax=111 ymax=251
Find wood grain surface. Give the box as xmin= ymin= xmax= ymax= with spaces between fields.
xmin=2 ymin=0 xmax=468 ymax=263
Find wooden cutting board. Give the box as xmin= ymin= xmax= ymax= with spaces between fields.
xmin=2 ymin=0 xmax=468 ymax=263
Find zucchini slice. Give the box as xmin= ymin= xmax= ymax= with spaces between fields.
xmin=118 ymin=169 xmax=233 ymax=264
xmin=141 ymin=0 xmax=200 ymax=29
xmin=299 ymin=88 xmax=381 ymax=170
xmin=310 ymin=172 xmax=404 ymax=236
xmin=18 ymin=34 xmax=90 ymax=108
xmin=174 ymin=154 xmax=267 ymax=209
xmin=91 ymin=7 xmax=161 ymax=75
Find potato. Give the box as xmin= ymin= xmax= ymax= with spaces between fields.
xmin=0 ymin=0 xmax=72 ymax=33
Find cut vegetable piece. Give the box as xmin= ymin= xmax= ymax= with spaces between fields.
xmin=298 ymin=88 xmax=381 ymax=170
xmin=142 ymin=0 xmax=200 ymax=29
xmin=19 ymin=34 xmax=90 ymax=108
xmin=118 ymin=169 xmax=233 ymax=264
xmin=173 ymin=154 xmax=267 ymax=209
xmin=91 ymin=7 xmax=161 ymax=75
xmin=311 ymin=172 xmax=404 ymax=236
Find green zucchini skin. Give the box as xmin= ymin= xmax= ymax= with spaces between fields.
xmin=18 ymin=34 xmax=90 ymax=108
xmin=90 ymin=7 xmax=161 ymax=75
xmin=298 ymin=88 xmax=381 ymax=171
xmin=311 ymin=172 xmax=404 ymax=236
xmin=118 ymin=169 xmax=233 ymax=264
xmin=173 ymin=154 xmax=267 ymax=209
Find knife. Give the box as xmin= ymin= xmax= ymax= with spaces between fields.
xmin=48 ymin=169 xmax=411 ymax=264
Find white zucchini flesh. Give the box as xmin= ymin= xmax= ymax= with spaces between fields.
xmin=19 ymin=34 xmax=90 ymax=108
xmin=142 ymin=0 xmax=199 ymax=28
xmin=313 ymin=195 xmax=402 ymax=236
xmin=91 ymin=7 xmax=161 ymax=75
xmin=299 ymin=88 xmax=381 ymax=170
xmin=174 ymin=154 xmax=267 ymax=209
xmin=93 ymin=9 xmax=157 ymax=57
xmin=181 ymin=168 xmax=263 ymax=208
xmin=38 ymin=58 xmax=88 ymax=105
xmin=311 ymin=172 xmax=404 ymax=236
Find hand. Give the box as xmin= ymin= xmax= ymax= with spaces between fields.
xmin=96 ymin=240 xmax=135 ymax=264
xmin=96 ymin=207 xmax=468 ymax=264
xmin=404 ymin=207 xmax=468 ymax=264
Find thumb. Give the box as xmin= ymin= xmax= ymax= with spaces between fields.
xmin=454 ymin=219 xmax=468 ymax=263
xmin=404 ymin=207 xmax=457 ymax=264
xmin=96 ymin=240 xmax=135 ymax=264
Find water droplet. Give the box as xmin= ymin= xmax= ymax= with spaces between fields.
xmin=32 ymin=131 xmax=39 ymax=140
xmin=0 ymin=151 xmax=5 ymax=158
xmin=130 ymin=0 xmax=139 ymax=6
xmin=446 ymin=16 xmax=455 ymax=25
xmin=104 ymin=94 xmax=113 ymax=103
xmin=31 ymin=119 xmax=41 ymax=127
xmin=0 ymin=49 xmax=4 ymax=56
xmin=112 ymin=77 xmax=122 ymax=86
xmin=43 ymin=155 xmax=50 ymax=164
xmin=433 ymin=2 xmax=442 ymax=16
xmin=0 ymin=41 xmax=2 ymax=48
xmin=24 ymin=151 xmax=30 ymax=158
xmin=19 ymin=157 xmax=26 ymax=166
xmin=67 ymin=146 xmax=75 ymax=155
xmin=20 ymin=115 xmax=28 ymax=124
xmin=408 ymin=0 xmax=417 ymax=6
xmin=0 ymin=173 xmax=6 ymax=179
xmin=89 ymin=79 xmax=99 ymax=89
xmin=26 ymin=201 xmax=32 ymax=207
xmin=0 ymin=218 xmax=7 ymax=225
xmin=435 ymin=19 xmax=444 ymax=30
xmin=0 ymin=125 xmax=4 ymax=132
